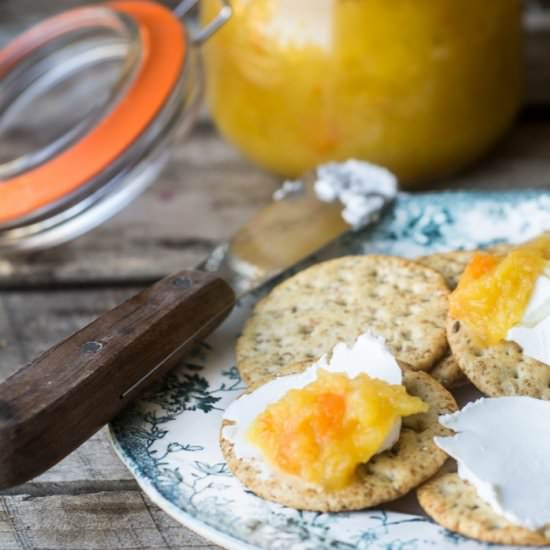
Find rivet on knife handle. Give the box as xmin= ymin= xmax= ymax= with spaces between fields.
xmin=0 ymin=270 xmax=235 ymax=490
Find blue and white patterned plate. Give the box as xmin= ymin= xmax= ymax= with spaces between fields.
xmin=110 ymin=191 xmax=550 ymax=550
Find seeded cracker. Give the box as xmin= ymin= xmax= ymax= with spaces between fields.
xmin=417 ymin=250 xmax=478 ymax=291
xmin=442 ymin=239 xmax=550 ymax=398
xmin=416 ymin=244 xmax=513 ymax=291
xmin=236 ymin=256 xmax=449 ymax=386
xmin=447 ymin=316 xmax=550 ymax=399
xmin=416 ymin=251 xmax=475 ymax=389
xmin=418 ymin=473 xmax=550 ymax=546
xmin=429 ymin=352 xmax=468 ymax=389
xmin=221 ymin=363 xmax=457 ymax=512
xmin=417 ymin=247 xmax=511 ymax=390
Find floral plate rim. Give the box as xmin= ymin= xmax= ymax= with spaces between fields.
xmin=108 ymin=428 xmax=256 ymax=550
xmin=109 ymin=190 xmax=550 ymax=550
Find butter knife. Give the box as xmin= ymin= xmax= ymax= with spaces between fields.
xmin=0 ymin=161 xmax=396 ymax=489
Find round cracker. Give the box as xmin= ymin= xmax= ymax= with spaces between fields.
xmin=417 ymin=244 xmax=513 ymax=291
xmin=447 ymin=316 xmax=550 ymax=399
xmin=237 ymin=255 xmax=449 ymax=386
xmin=417 ymin=251 xmax=477 ymax=290
xmin=418 ymin=473 xmax=550 ymax=546
xmin=415 ymin=251 xmax=475 ymax=390
xmin=429 ymin=353 xmax=469 ymax=390
xmin=416 ymin=251 xmax=480 ymax=390
xmin=221 ymin=365 xmax=458 ymax=512
xmin=417 ymin=246 xmax=512 ymax=392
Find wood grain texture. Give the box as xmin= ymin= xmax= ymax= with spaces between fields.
xmin=0 ymin=10 xmax=550 ymax=287
xmin=2 ymin=116 xmax=550 ymax=288
xmin=0 ymin=289 xmax=222 ymax=548
xmin=0 ymin=492 xmax=221 ymax=550
xmin=0 ymin=3 xmax=550 ymax=549
xmin=0 ymin=128 xmax=279 ymax=288
xmin=0 ymin=289 xmax=137 ymax=383
xmin=0 ymin=271 xmax=234 ymax=490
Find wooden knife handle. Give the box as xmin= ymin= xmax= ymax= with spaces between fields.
xmin=0 ymin=270 xmax=235 ymax=490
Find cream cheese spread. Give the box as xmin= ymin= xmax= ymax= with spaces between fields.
xmin=223 ymin=332 xmax=403 ymax=475
xmin=435 ymin=397 xmax=550 ymax=530
xmin=507 ymin=273 xmax=550 ymax=365
xmin=314 ymin=159 xmax=397 ymax=228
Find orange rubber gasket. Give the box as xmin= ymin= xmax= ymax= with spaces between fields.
xmin=0 ymin=1 xmax=186 ymax=224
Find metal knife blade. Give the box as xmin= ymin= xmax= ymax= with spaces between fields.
xmin=199 ymin=169 xmax=396 ymax=295
xmin=120 ymin=166 xmax=396 ymax=402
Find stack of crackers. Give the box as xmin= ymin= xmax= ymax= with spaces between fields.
xmin=221 ymin=247 xmax=550 ymax=546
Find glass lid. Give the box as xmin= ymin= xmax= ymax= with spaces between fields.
xmin=0 ymin=0 xmax=230 ymax=253
xmin=0 ymin=8 xmax=142 ymax=185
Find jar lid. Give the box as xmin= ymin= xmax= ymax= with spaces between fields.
xmin=0 ymin=0 xmax=230 ymax=253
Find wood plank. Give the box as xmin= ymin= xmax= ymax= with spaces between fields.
xmin=438 ymin=118 xmax=550 ymax=190
xmin=3 ymin=115 xmax=550 ymax=287
xmin=0 ymin=300 xmax=24 ymax=384
xmin=3 ymin=5 xmax=548 ymax=550
xmin=0 ymin=130 xmax=279 ymax=287
xmin=0 ymin=492 xmax=222 ymax=550
xmin=0 ymin=288 xmax=223 ymax=547
xmin=34 ymin=429 xmax=134 ymax=485
xmin=0 ymin=6 xmax=549 ymax=287
xmin=0 ymin=289 xmax=136 ymax=484
xmin=0 ymin=288 xmax=137 ymax=380
xmin=144 ymin=497 xmax=224 ymax=550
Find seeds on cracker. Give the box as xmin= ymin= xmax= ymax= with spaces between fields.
xmin=417 ymin=244 xmax=513 ymax=291
xmin=447 ymin=316 xmax=550 ymax=398
xmin=418 ymin=246 xmax=519 ymax=390
xmin=418 ymin=473 xmax=550 ymax=546
xmin=446 ymin=236 xmax=550 ymax=398
xmin=417 ymin=251 xmax=477 ymax=290
xmin=419 ymin=368 xmax=550 ymax=545
xmin=221 ymin=360 xmax=457 ymax=512
xmin=236 ymin=255 xmax=449 ymax=386
xmin=429 ymin=352 xmax=469 ymax=389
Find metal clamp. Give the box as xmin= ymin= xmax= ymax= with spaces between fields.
xmin=174 ymin=0 xmax=232 ymax=44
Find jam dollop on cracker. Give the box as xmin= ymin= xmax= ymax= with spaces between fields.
xmin=247 ymin=369 xmax=427 ymax=490
xmin=449 ymin=234 xmax=550 ymax=345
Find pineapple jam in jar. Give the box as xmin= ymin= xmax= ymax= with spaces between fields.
xmin=201 ymin=0 xmax=522 ymax=186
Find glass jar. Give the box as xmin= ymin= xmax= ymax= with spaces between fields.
xmin=201 ymin=0 xmax=523 ymax=186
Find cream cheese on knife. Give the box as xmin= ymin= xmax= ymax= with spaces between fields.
xmin=314 ymin=159 xmax=397 ymax=228
xmin=435 ymin=396 xmax=550 ymax=530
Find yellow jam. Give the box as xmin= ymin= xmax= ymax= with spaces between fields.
xmin=246 ymin=369 xmax=428 ymax=490
xmin=201 ymin=0 xmax=522 ymax=185
xmin=449 ymin=235 xmax=550 ymax=345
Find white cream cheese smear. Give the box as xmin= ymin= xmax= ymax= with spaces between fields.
xmin=314 ymin=159 xmax=397 ymax=228
xmin=507 ymin=273 xmax=550 ymax=365
xmin=435 ymin=397 xmax=550 ymax=530
xmin=223 ymin=332 xmax=402 ymax=475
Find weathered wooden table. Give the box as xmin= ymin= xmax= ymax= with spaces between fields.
xmin=1 ymin=3 xmax=550 ymax=549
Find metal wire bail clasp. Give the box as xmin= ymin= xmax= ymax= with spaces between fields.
xmin=174 ymin=0 xmax=232 ymax=44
